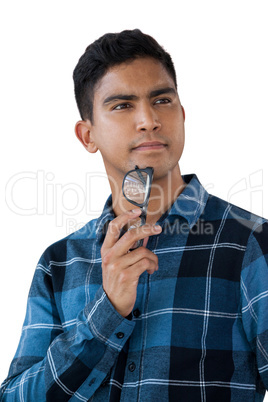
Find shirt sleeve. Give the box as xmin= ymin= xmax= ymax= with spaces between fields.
xmin=240 ymin=220 xmax=268 ymax=389
xmin=0 ymin=251 xmax=135 ymax=401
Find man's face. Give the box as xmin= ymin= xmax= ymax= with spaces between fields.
xmin=86 ymin=57 xmax=185 ymax=182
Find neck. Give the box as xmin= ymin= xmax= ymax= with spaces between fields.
xmin=111 ymin=164 xmax=186 ymax=226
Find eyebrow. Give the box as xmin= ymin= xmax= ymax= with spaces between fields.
xmin=103 ymin=87 xmax=176 ymax=105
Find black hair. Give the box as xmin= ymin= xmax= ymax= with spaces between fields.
xmin=73 ymin=29 xmax=177 ymax=123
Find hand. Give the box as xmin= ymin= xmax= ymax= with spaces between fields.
xmin=101 ymin=209 xmax=162 ymax=317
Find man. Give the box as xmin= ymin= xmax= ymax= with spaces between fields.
xmin=1 ymin=29 xmax=268 ymax=401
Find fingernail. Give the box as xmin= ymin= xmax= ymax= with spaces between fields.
xmin=131 ymin=209 xmax=141 ymax=214
xmin=153 ymin=225 xmax=162 ymax=232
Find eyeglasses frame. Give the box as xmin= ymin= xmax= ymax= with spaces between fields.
xmin=122 ymin=165 xmax=154 ymax=248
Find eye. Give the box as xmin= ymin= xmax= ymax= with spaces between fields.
xmin=154 ymin=98 xmax=171 ymax=105
xmin=113 ymin=103 xmax=132 ymax=110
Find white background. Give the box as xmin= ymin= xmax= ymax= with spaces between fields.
xmin=1 ymin=0 xmax=268 ymax=397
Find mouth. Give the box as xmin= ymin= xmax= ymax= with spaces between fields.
xmin=132 ymin=141 xmax=167 ymax=151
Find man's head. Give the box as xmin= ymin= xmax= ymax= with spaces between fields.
xmin=74 ymin=30 xmax=185 ymax=188
xmin=73 ymin=29 xmax=177 ymax=123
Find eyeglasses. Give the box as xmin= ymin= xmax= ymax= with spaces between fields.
xmin=122 ymin=165 xmax=154 ymax=248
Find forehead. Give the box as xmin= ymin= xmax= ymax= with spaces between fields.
xmin=94 ymin=57 xmax=176 ymax=101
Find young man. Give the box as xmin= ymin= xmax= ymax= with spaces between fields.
xmin=1 ymin=29 xmax=268 ymax=401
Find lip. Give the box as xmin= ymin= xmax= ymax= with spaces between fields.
xmin=133 ymin=141 xmax=167 ymax=151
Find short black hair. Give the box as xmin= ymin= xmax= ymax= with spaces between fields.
xmin=73 ymin=29 xmax=177 ymax=123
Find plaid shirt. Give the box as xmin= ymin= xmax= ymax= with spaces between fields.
xmin=1 ymin=173 xmax=268 ymax=401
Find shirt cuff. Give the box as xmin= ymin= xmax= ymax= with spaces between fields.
xmin=85 ymin=285 xmax=135 ymax=352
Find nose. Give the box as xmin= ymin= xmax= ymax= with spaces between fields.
xmin=135 ymin=103 xmax=161 ymax=133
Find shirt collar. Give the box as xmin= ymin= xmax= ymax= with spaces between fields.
xmin=96 ymin=173 xmax=209 ymax=242
xmin=162 ymin=173 xmax=209 ymax=229
xmin=96 ymin=194 xmax=115 ymax=242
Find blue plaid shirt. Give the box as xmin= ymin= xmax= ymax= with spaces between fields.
xmin=1 ymin=173 xmax=268 ymax=401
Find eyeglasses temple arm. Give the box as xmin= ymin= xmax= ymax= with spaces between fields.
xmin=135 ymin=165 xmax=147 ymax=185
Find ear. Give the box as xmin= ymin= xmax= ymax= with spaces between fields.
xmin=181 ymin=105 xmax=185 ymax=121
xmin=75 ymin=120 xmax=98 ymax=153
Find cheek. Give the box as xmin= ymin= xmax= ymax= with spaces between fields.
xmin=176 ymin=129 xmax=185 ymax=152
xmin=96 ymin=113 xmax=131 ymax=139
xmin=98 ymin=134 xmax=126 ymax=157
xmin=169 ymin=120 xmax=185 ymax=156
xmin=162 ymin=107 xmax=183 ymax=127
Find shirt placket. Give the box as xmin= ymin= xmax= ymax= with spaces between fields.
xmin=120 ymin=236 xmax=160 ymax=401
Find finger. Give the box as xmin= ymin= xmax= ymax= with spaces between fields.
xmin=119 ymin=246 xmax=158 ymax=269
xmin=102 ymin=209 xmax=141 ymax=251
xmin=129 ymin=254 xmax=159 ymax=277
xmin=108 ymin=250 xmax=158 ymax=279
xmin=129 ymin=236 xmax=149 ymax=250
xmin=143 ymin=236 xmax=149 ymax=248
xmin=112 ymin=223 xmax=162 ymax=256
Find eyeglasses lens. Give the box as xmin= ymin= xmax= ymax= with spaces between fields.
xmin=123 ymin=171 xmax=149 ymax=204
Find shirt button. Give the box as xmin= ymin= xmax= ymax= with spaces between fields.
xmin=116 ymin=332 xmax=124 ymax=339
xmin=89 ymin=377 xmax=96 ymax=386
xmin=133 ymin=309 xmax=141 ymax=318
xmin=128 ymin=362 xmax=136 ymax=372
